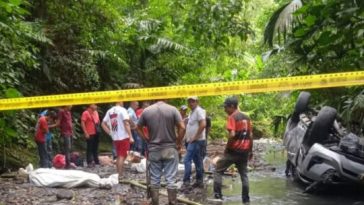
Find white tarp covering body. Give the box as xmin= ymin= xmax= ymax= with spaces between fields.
xmin=29 ymin=168 xmax=118 ymax=188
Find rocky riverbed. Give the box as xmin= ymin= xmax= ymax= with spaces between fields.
xmin=0 ymin=139 xmax=283 ymax=205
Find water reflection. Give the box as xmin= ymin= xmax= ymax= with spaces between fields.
xmin=207 ymin=169 xmax=364 ymax=205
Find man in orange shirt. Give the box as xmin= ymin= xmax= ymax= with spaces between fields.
xmin=35 ymin=111 xmax=58 ymax=168
xmin=81 ymin=104 xmax=100 ymax=167
xmin=213 ymin=97 xmax=253 ymax=204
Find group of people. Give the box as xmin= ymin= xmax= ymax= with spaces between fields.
xmin=34 ymin=96 xmax=253 ymax=205
xmin=35 ymin=106 xmax=74 ymax=169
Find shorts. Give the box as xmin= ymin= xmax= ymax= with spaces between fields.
xmin=113 ymin=138 xmax=130 ymax=158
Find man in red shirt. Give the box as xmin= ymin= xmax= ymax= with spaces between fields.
xmin=213 ymin=97 xmax=253 ymax=204
xmin=56 ymin=106 xmax=73 ymax=168
xmin=35 ymin=111 xmax=57 ymax=168
xmin=81 ymin=104 xmax=100 ymax=167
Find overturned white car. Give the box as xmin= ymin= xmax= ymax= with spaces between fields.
xmin=284 ymin=92 xmax=364 ymax=192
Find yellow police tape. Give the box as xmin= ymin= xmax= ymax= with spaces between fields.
xmin=0 ymin=71 xmax=363 ymax=111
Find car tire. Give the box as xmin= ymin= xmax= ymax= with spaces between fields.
xmin=303 ymin=106 xmax=337 ymax=147
xmin=292 ymin=92 xmax=311 ymax=123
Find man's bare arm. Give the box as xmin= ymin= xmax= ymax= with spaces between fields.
xmin=137 ymin=125 xmax=148 ymax=141
xmin=124 ymin=120 xmax=134 ymax=144
xmin=176 ymin=121 xmax=186 ymax=145
xmin=81 ymin=120 xmax=89 ymax=139
xmin=101 ymin=121 xmax=111 ymax=136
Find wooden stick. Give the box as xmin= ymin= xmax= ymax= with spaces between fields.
xmin=204 ymin=171 xmax=235 ymax=176
xmin=121 ymin=180 xmax=202 ymax=205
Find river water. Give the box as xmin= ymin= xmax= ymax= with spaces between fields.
xmin=205 ymin=144 xmax=364 ymax=205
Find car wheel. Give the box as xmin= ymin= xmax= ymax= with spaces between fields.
xmin=303 ymin=106 xmax=337 ymax=147
xmin=292 ymin=92 xmax=311 ymax=123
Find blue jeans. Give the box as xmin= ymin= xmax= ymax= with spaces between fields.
xmin=112 ymin=144 xmax=116 ymax=160
xmin=149 ymin=148 xmax=179 ymax=189
xmin=131 ymin=130 xmax=145 ymax=155
xmin=183 ymin=140 xmax=204 ymax=183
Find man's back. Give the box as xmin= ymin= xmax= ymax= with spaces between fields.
xmin=139 ymin=102 xmax=182 ymax=151
xmin=103 ymin=105 xmax=129 ymax=141
xmin=58 ymin=108 xmax=72 ymax=136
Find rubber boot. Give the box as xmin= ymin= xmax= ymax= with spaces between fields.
xmin=151 ymin=188 xmax=159 ymax=205
xmin=167 ymin=188 xmax=177 ymax=205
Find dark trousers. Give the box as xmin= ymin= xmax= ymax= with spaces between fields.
xmin=46 ymin=139 xmax=53 ymax=168
xmin=201 ymin=139 xmax=207 ymax=159
xmin=86 ymin=134 xmax=99 ymax=165
xmin=213 ymin=151 xmax=250 ymax=203
xmin=36 ymin=142 xmax=48 ymax=168
xmin=61 ymin=136 xmax=72 ymax=167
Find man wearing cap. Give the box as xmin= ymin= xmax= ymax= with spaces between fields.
xmin=182 ymin=96 xmax=206 ymax=190
xmin=213 ymin=96 xmax=253 ymax=204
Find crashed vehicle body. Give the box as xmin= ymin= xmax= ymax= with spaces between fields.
xmin=284 ymin=92 xmax=364 ymax=190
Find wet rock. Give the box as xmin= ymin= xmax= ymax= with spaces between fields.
xmin=56 ymin=190 xmax=74 ymax=200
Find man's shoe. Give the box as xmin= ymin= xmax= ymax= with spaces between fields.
xmin=192 ymin=181 xmax=204 ymax=189
xmin=243 ymin=196 xmax=250 ymax=204
xmin=151 ymin=188 xmax=159 ymax=205
xmin=181 ymin=182 xmax=191 ymax=191
xmin=167 ymin=188 xmax=177 ymax=205
xmin=214 ymin=193 xmax=223 ymax=200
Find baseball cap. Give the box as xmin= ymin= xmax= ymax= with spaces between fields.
xmin=180 ymin=105 xmax=188 ymax=110
xmin=223 ymin=96 xmax=238 ymax=107
xmin=187 ymin=96 xmax=198 ymax=101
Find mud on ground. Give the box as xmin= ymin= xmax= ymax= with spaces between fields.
xmin=0 ymin=139 xmax=282 ymax=205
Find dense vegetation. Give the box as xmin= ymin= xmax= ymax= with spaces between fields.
xmin=0 ymin=0 xmax=363 ymax=168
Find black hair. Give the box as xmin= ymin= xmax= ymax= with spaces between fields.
xmin=46 ymin=110 xmax=58 ymax=120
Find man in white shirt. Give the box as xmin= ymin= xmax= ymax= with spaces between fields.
xmin=102 ymin=102 xmax=134 ymax=182
xmin=182 ymin=96 xmax=206 ymax=190
xmin=128 ymin=101 xmax=144 ymax=154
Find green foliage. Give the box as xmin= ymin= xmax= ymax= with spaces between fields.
xmin=264 ymin=0 xmax=363 ymax=73
xmin=263 ymin=0 xmax=363 ymax=135
xmin=0 ymin=0 xmax=362 ymax=169
xmin=287 ymin=0 xmax=363 ymax=73
xmin=181 ymin=0 xmax=253 ymax=47
xmin=341 ymin=89 xmax=364 ymax=135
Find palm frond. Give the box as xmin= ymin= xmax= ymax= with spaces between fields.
xmin=86 ymin=49 xmax=129 ymax=68
xmin=148 ymin=37 xmax=187 ymax=54
xmin=19 ymin=22 xmax=52 ymax=45
xmin=138 ymin=19 xmax=161 ymax=33
xmin=264 ymin=0 xmax=303 ymax=47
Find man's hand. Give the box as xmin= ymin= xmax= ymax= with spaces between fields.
xmin=129 ymin=136 xmax=134 ymax=144
xmin=177 ymin=144 xmax=182 ymax=153
xmin=84 ymin=133 xmax=90 ymax=139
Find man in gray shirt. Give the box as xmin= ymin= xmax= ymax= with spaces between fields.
xmin=137 ymin=101 xmax=185 ymax=205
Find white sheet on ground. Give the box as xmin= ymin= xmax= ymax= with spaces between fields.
xmin=28 ymin=158 xmax=191 ymax=188
xmin=29 ymin=168 xmax=118 ymax=188
xmin=130 ymin=158 xmax=189 ymax=173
